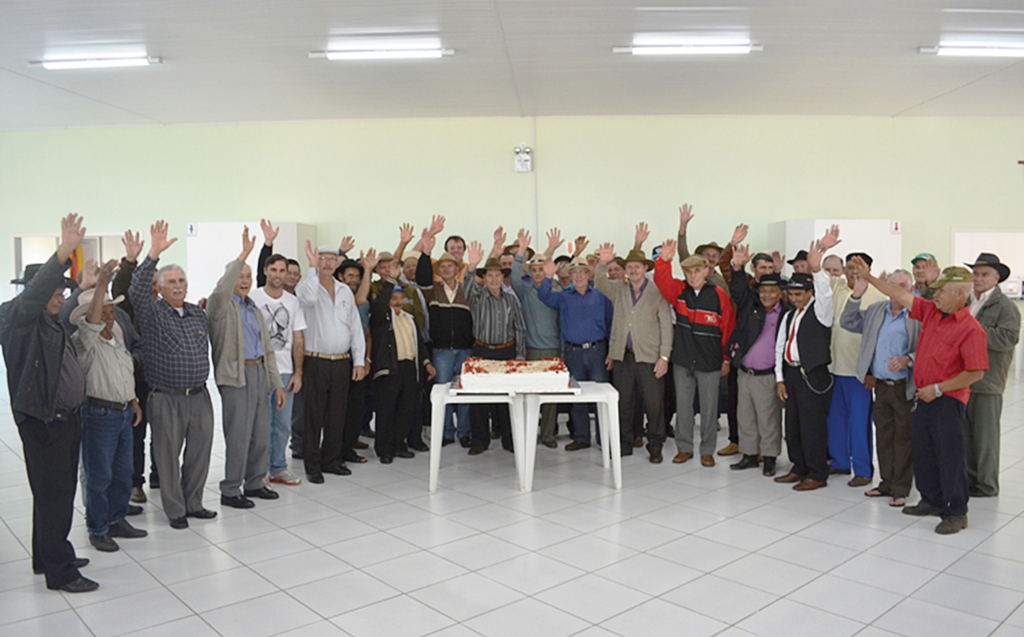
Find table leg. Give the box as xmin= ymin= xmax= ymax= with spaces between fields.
xmin=507 ymin=396 xmax=526 ymax=491
xmin=524 ymin=395 xmax=540 ymax=492
xmin=429 ymin=397 xmax=446 ymax=493
xmin=607 ymin=394 xmax=622 ymax=489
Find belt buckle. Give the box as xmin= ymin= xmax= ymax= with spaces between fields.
xmin=582 ymin=342 xmax=592 ymax=349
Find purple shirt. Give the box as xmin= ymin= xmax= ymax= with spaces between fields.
xmin=741 ymin=303 xmax=781 ymax=371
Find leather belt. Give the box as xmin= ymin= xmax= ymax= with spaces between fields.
xmin=154 ymin=385 xmax=206 ymax=396
xmin=880 ymin=378 xmax=906 ymax=387
xmin=567 ymin=339 xmax=607 ymax=350
xmin=475 ymin=339 xmax=515 ymax=350
xmin=245 ymin=357 xmax=264 ymax=366
xmin=305 ymin=351 xmax=351 ymax=360
xmin=739 ymin=365 xmax=775 ymax=376
xmin=52 ymin=408 xmax=80 ymax=422
xmin=87 ymin=397 xmax=133 ymax=411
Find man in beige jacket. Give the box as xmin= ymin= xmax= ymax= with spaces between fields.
xmin=207 ymin=227 xmax=286 ymax=509
xmin=595 ymin=243 xmax=674 ymax=463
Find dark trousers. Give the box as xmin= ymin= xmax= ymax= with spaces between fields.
xmin=303 ymin=357 xmax=352 ymax=474
xmin=783 ymin=364 xmax=833 ymax=482
xmin=563 ymin=341 xmax=609 ymax=444
xmin=18 ymin=413 xmax=83 ymax=589
xmin=290 ymin=386 xmax=304 ymax=455
xmin=726 ymin=365 xmax=739 ymax=444
xmin=131 ymin=372 xmax=158 ymax=487
xmin=873 ymin=380 xmax=914 ymax=497
xmin=347 ymin=376 xmax=367 ymax=450
xmin=375 ymin=361 xmax=418 ymax=458
xmin=470 ymin=343 xmax=515 ymax=449
xmin=614 ymin=351 xmax=666 ymax=451
xmin=913 ymin=396 xmax=969 ymax=517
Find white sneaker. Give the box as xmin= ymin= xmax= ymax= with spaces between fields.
xmin=269 ymin=470 xmax=302 ymax=486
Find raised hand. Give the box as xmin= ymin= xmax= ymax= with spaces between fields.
xmin=546 ymin=228 xmax=564 ymax=255
xmin=122 ymin=230 xmax=144 ymax=263
xmin=731 ymin=223 xmax=749 ymax=247
xmin=847 ymin=255 xmax=870 ymax=280
xmin=304 ymin=239 xmax=317 ymax=268
xmin=57 ymin=213 xmax=86 ymax=263
xmin=517 ymin=228 xmax=532 ymax=257
xmin=819 ymin=225 xmax=842 ymax=251
xmin=598 ymin=242 xmax=615 ymax=265
xmin=420 ymin=232 xmax=436 ymax=254
xmin=493 ymin=226 xmax=507 ymax=248
xmin=260 ymin=218 xmax=279 ymax=246
xmin=852 ymin=274 xmax=869 ymax=298
xmin=542 ymin=256 xmax=558 ymax=279
xmin=660 ymin=238 xmax=678 ymax=262
xmin=771 ymin=251 xmax=785 ymax=273
xmin=239 ymin=226 xmax=257 ymax=262
xmin=924 ymin=258 xmax=940 ymax=282
xmin=467 ymin=240 xmax=485 ymax=268
xmin=339 ymin=236 xmax=355 ymax=255
xmin=427 ymin=214 xmax=446 ymax=237
xmin=80 ymin=258 xmax=99 ymax=290
xmin=732 ymin=243 xmax=752 ymax=269
xmin=96 ymin=259 xmax=119 ymax=288
xmin=807 ymin=240 xmax=824 ymax=272
xmin=399 ymin=223 xmax=415 ymax=245
xmin=573 ymin=235 xmax=589 ymax=257
xmin=148 ymin=220 xmax=178 ymax=260
xmin=361 ymin=248 xmax=379 ymax=273
xmin=678 ymin=204 xmax=694 ymax=232
xmin=634 ymin=222 xmax=650 ymax=249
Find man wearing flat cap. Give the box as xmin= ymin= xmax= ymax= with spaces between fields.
xmin=595 ymin=242 xmax=674 ymax=463
xmin=1 ymin=214 xmax=98 ymax=592
xmin=963 ymin=253 xmax=1021 ymax=497
xmin=850 ymin=258 xmax=987 ymax=534
xmin=676 ymin=203 xmax=728 ymax=289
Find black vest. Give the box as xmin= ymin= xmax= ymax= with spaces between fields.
xmin=781 ymin=300 xmax=832 ymax=372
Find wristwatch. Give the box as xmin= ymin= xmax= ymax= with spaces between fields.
xmin=933 ymin=384 xmax=942 ymax=398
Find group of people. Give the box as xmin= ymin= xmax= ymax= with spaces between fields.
xmin=2 ymin=207 xmax=1018 ymax=593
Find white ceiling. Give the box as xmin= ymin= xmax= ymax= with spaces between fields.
xmin=2 ymin=0 xmax=1024 ymax=130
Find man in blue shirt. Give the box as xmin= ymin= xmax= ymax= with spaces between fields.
xmin=536 ymin=257 xmax=614 ymax=450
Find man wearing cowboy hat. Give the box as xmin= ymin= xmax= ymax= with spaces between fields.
xmin=416 ymin=235 xmax=476 ymax=446
xmin=594 ymin=242 xmax=674 ymax=463
xmin=537 ymin=252 xmax=614 ymax=451
xmin=464 ymin=240 xmax=527 ymax=454
xmin=848 ymin=259 xmax=987 ymax=534
xmin=70 ymin=259 xmax=148 ymax=552
xmin=964 ymin=253 xmax=1021 ymax=497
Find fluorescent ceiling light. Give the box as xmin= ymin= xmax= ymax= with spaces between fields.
xmin=919 ymin=45 xmax=1024 ymax=57
xmin=310 ymin=49 xmax=453 ymax=61
xmin=614 ymin=44 xmax=761 ymax=55
xmin=31 ymin=56 xmax=160 ymax=70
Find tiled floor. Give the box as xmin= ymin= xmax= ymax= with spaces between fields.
xmin=3 ymin=366 xmax=1024 ymax=636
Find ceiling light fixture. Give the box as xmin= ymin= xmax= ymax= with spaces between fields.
xmin=919 ymin=45 xmax=1024 ymax=57
xmin=310 ymin=49 xmax=453 ymax=61
xmin=613 ymin=44 xmax=761 ymax=55
xmin=30 ymin=56 xmax=161 ymax=70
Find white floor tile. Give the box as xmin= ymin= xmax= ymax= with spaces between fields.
xmin=538 ymin=534 xmax=638 ymax=571
xmin=202 ymin=591 xmax=322 ymax=637
xmin=1 ymin=609 xmax=95 ymax=637
xmin=217 ymin=528 xmax=314 ymax=565
xmin=124 ymin=615 xmax=220 ymax=636
xmin=427 ymin=533 xmax=529 ymax=571
xmin=464 ymin=597 xmax=590 ymax=637
xmin=736 ymin=599 xmax=864 ymax=637
xmin=911 ymin=572 xmax=1024 ymax=622
xmin=661 ymin=574 xmax=779 ymax=624
xmin=323 ymin=532 xmax=422 ymax=568
xmin=873 ymin=598 xmax=1000 ymax=636
xmin=409 ymin=572 xmax=524 ymax=622
xmin=476 ymin=552 xmax=585 ymax=595
xmin=755 ymin=535 xmax=859 ymax=573
xmin=363 ymin=550 xmax=467 ymax=592
xmin=713 ymin=553 xmax=820 ymax=596
xmin=946 ymin=552 xmax=1024 ymax=592
xmin=332 ymin=594 xmax=456 ymax=637
xmin=139 ymin=544 xmax=242 ymax=585
xmin=595 ymin=553 xmax=702 ymax=596
xmin=829 ymin=553 xmax=938 ymax=595
xmin=600 ymin=598 xmax=727 ymax=637
xmin=785 ymin=574 xmax=903 ymax=623
xmin=287 ymin=570 xmax=400 ymax=617
xmin=541 ymin=573 xmax=650 ymax=623
xmin=169 ymin=566 xmax=278 ymax=613
xmin=75 ymin=587 xmax=194 ymax=636
xmin=588 ymin=518 xmax=683 ymax=552
xmin=387 ymin=517 xmax=479 ymax=549
xmin=487 ymin=517 xmax=581 ymax=551
xmin=0 ymin=585 xmax=71 ymax=628
xmin=649 ymin=535 xmax=747 ymax=572
xmin=248 ymin=547 xmax=353 ymax=589
xmin=693 ymin=518 xmax=789 ymax=551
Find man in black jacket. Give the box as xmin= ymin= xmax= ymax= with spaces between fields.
xmin=0 ymin=213 xmax=97 ymax=593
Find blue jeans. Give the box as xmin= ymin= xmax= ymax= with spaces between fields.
xmin=81 ymin=403 xmax=134 ymax=537
xmin=269 ymin=372 xmax=294 ymax=474
xmin=563 ymin=341 xmax=609 ymax=444
xmin=432 ymin=348 xmax=472 ymax=440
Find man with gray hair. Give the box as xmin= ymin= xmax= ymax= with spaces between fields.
xmin=841 ymin=269 xmax=921 ymax=507
xmin=849 ymin=259 xmax=987 ymax=534
xmin=128 ymin=221 xmax=217 ymax=529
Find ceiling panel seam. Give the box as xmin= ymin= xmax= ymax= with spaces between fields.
xmin=892 ymin=59 xmax=1024 ymax=117
xmin=490 ymin=0 xmax=525 ymax=117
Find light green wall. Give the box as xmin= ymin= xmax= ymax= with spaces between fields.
xmin=2 ymin=115 xmax=1023 ymax=300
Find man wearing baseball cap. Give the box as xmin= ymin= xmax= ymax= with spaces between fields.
xmin=848 ymin=259 xmax=988 ymax=534
xmin=963 ymin=253 xmax=1021 ymax=497
xmin=911 ymin=253 xmax=940 ymax=300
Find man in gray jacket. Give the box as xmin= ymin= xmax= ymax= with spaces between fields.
xmin=841 ymin=270 xmax=921 ymax=507
xmin=207 ymin=227 xmax=286 ymax=509
xmin=964 ymin=253 xmax=1021 ymax=497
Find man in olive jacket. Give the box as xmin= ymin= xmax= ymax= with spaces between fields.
xmin=964 ymin=253 xmax=1021 ymax=497
xmin=0 ymin=214 xmax=98 ymax=593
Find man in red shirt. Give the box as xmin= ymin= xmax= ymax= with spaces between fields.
xmin=848 ymin=260 xmax=987 ymax=535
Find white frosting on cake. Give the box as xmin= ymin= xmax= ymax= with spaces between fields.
xmin=459 ymin=358 xmax=570 ymax=393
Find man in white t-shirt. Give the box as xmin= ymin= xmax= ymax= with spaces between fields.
xmin=249 ymin=253 xmax=307 ymax=486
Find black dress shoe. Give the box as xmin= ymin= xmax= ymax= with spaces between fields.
xmin=307 ymin=473 xmax=325 ymax=484
xmin=323 ymin=464 xmax=352 ymax=476
xmin=353 ymin=440 xmax=369 ymax=450
xmin=221 ymin=494 xmax=255 ymax=509
xmin=762 ymin=457 xmax=777 ymax=477
xmin=468 ymin=446 xmax=486 ymax=456
xmin=108 ymin=519 xmax=148 ymax=538
xmin=186 ymin=508 xmax=218 ymax=519
xmin=380 ymin=456 xmax=394 ymax=464
xmin=395 ymin=450 xmax=415 ymax=459
xmin=343 ymin=450 xmax=367 ymax=463
xmin=56 ymin=576 xmax=100 ymax=593
xmin=292 ymin=452 xmax=304 ymax=460
xmin=828 ymin=466 xmax=851 ymax=475
xmin=459 ymin=436 xmax=472 ymax=449
xmin=126 ymin=504 xmax=143 ymax=516
xmin=89 ymin=534 xmax=119 ymax=552
xmin=34 ymin=557 xmax=89 ymax=575
xmin=649 ymin=449 xmax=664 ymax=464
xmin=169 ymin=517 xmax=189 ymax=529
xmin=409 ymin=441 xmax=429 ymax=452
xmin=730 ymin=454 xmax=760 ymax=471
xmin=243 ymin=486 xmax=280 ymax=500
xmin=361 ymin=427 xmax=376 ymax=439
xmin=442 ymin=438 xmax=454 ymax=447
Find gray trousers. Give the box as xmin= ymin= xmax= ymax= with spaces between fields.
xmin=148 ymin=387 xmax=214 ymax=520
xmin=219 ymin=363 xmax=272 ymax=496
xmin=965 ymin=392 xmax=1003 ymax=497
xmin=527 ymin=348 xmax=561 ymax=444
xmin=736 ymin=372 xmax=782 ymax=457
xmin=674 ymin=365 xmax=720 ymax=456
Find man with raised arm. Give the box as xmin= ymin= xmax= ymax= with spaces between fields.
xmin=1 ymin=214 xmax=97 ymax=592
xmin=207 ymin=227 xmax=287 ymax=509
xmin=594 ymin=239 xmax=673 ymax=463
xmin=676 ymin=203 xmax=727 ymax=289
xmin=772 ymin=231 xmax=836 ymax=492
xmin=295 ymin=241 xmax=367 ymax=483
xmin=848 ymin=257 xmax=987 ymax=533
xmin=128 ymin=220 xmax=217 ymax=529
